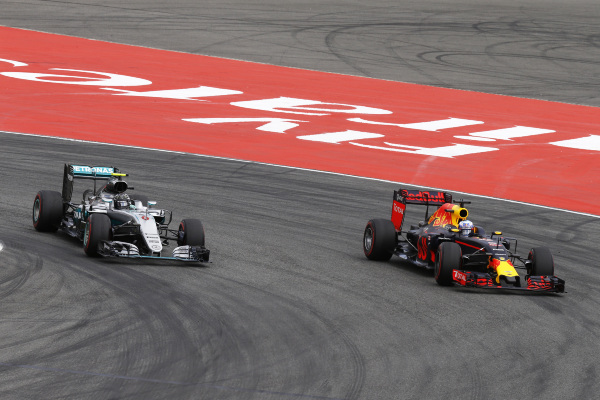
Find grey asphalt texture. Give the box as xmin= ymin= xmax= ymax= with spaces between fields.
xmin=1 ymin=1 xmax=599 ymax=399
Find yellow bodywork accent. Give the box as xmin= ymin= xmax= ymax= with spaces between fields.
xmin=447 ymin=205 xmax=469 ymax=226
xmin=428 ymin=203 xmax=469 ymax=227
xmin=493 ymin=260 xmax=519 ymax=284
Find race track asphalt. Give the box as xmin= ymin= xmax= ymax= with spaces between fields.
xmin=1 ymin=1 xmax=599 ymax=399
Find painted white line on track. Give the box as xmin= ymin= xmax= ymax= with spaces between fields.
xmin=0 ymin=241 xmax=4 ymax=252
xmin=3 ymin=130 xmax=599 ymax=219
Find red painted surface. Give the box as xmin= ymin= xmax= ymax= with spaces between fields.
xmin=1 ymin=27 xmax=598 ymax=215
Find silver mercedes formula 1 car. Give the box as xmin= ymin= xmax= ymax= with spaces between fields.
xmin=32 ymin=164 xmax=210 ymax=263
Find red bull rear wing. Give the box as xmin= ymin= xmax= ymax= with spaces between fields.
xmin=391 ymin=189 xmax=453 ymax=231
xmin=397 ymin=189 xmax=453 ymax=205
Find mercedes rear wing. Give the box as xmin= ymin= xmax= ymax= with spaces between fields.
xmin=62 ymin=163 xmax=122 ymax=203
xmin=391 ymin=189 xmax=453 ymax=231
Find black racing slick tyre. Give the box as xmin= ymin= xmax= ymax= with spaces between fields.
xmin=363 ymin=219 xmax=396 ymax=261
xmin=435 ymin=242 xmax=462 ymax=286
xmin=83 ymin=214 xmax=112 ymax=257
xmin=177 ymin=219 xmax=205 ymax=247
xmin=32 ymin=190 xmax=63 ymax=232
xmin=528 ymin=247 xmax=554 ymax=276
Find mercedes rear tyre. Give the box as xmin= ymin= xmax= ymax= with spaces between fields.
xmin=528 ymin=247 xmax=554 ymax=276
xmin=435 ymin=242 xmax=462 ymax=286
xmin=177 ymin=219 xmax=205 ymax=246
xmin=83 ymin=214 xmax=112 ymax=257
xmin=363 ymin=219 xmax=396 ymax=261
xmin=32 ymin=190 xmax=64 ymax=232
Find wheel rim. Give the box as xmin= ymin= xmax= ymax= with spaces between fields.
xmin=364 ymin=227 xmax=373 ymax=252
xmin=178 ymin=223 xmax=185 ymax=244
xmin=83 ymin=222 xmax=90 ymax=247
xmin=33 ymin=198 xmax=40 ymax=222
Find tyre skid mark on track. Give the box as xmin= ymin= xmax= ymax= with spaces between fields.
xmin=0 ymin=362 xmax=346 ymax=400
xmin=199 ymin=269 xmax=367 ymax=400
xmin=0 ymin=268 xmax=359 ymax=400
xmin=0 ymin=243 xmax=43 ymax=301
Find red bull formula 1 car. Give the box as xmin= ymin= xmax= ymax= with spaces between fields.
xmin=32 ymin=164 xmax=210 ymax=263
xmin=363 ymin=189 xmax=565 ymax=293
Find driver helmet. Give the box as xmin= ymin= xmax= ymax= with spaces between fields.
xmin=113 ymin=193 xmax=131 ymax=210
xmin=458 ymin=220 xmax=474 ymax=236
